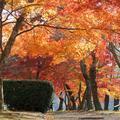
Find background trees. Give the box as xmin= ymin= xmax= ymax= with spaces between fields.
xmin=0 ymin=0 xmax=119 ymax=111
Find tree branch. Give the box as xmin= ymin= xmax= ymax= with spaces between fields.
xmin=108 ymin=42 xmax=120 ymax=68
xmin=16 ymin=23 xmax=120 ymax=37
xmin=9 ymin=3 xmax=44 ymax=13
xmin=2 ymin=11 xmax=13 ymax=23
xmin=3 ymin=21 xmax=16 ymax=26
xmin=0 ymin=15 xmax=24 ymax=63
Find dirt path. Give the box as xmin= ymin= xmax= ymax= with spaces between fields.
xmin=0 ymin=111 xmax=120 ymax=120
xmin=0 ymin=111 xmax=45 ymax=120
xmin=46 ymin=111 xmax=120 ymax=120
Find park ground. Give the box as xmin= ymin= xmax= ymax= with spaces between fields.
xmin=0 ymin=111 xmax=120 ymax=120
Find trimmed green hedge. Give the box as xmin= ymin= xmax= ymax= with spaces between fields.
xmin=3 ymin=80 xmax=54 ymax=113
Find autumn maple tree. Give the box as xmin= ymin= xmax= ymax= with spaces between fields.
xmin=0 ymin=0 xmax=120 ymax=111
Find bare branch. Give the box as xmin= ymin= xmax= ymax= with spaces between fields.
xmin=3 ymin=21 xmax=16 ymax=26
xmin=2 ymin=11 xmax=13 ymax=23
xmin=17 ymin=25 xmax=36 ymax=36
xmin=9 ymin=3 xmax=44 ymax=13
xmin=16 ymin=22 xmax=120 ymax=37
xmin=112 ymin=43 xmax=120 ymax=53
xmin=3 ymin=9 xmax=18 ymax=20
xmin=108 ymin=42 xmax=120 ymax=68
xmin=115 ymin=47 xmax=120 ymax=53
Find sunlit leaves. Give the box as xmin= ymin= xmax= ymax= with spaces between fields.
xmin=1 ymin=0 xmax=120 ymax=98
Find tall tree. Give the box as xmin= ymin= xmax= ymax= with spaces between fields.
xmin=80 ymin=60 xmax=93 ymax=110
xmin=80 ymin=52 xmax=102 ymax=110
xmin=89 ymin=52 xmax=102 ymax=110
xmin=0 ymin=0 xmax=120 ymax=111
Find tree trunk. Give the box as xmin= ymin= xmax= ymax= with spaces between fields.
xmin=104 ymin=94 xmax=109 ymax=110
xmin=0 ymin=79 xmax=3 ymax=110
xmin=35 ymin=60 xmax=41 ymax=79
xmin=0 ymin=15 xmax=24 ymax=62
xmin=79 ymin=88 xmax=87 ymax=110
xmin=89 ymin=52 xmax=102 ymax=110
xmin=64 ymin=84 xmax=70 ymax=110
xmin=36 ymin=68 xmax=40 ymax=79
xmin=58 ymin=92 xmax=64 ymax=111
xmin=58 ymin=97 xmax=64 ymax=111
xmin=64 ymin=93 xmax=68 ymax=110
xmin=0 ymin=1 xmax=5 ymax=52
xmin=78 ymin=81 xmax=82 ymax=110
xmin=80 ymin=60 xmax=93 ymax=110
xmin=108 ymin=42 xmax=120 ymax=68
xmin=0 ymin=0 xmax=6 ymax=111
xmin=71 ymin=96 xmax=76 ymax=110
xmin=64 ymin=84 xmax=69 ymax=110
xmin=64 ymin=84 xmax=76 ymax=110
xmin=114 ymin=98 xmax=119 ymax=111
xmin=0 ymin=5 xmax=24 ymax=110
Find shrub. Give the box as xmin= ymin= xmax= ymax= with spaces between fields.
xmin=3 ymin=80 xmax=54 ymax=113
